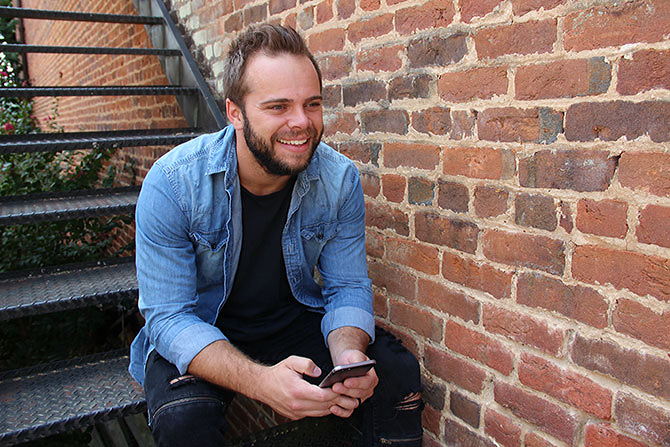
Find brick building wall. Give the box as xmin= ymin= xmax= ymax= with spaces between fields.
xmin=19 ymin=0 xmax=670 ymax=446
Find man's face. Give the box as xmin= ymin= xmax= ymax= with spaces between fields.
xmin=230 ymin=53 xmax=324 ymax=177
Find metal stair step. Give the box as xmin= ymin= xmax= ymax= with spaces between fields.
xmin=0 ymin=128 xmax=203 ymax=153
xmin=0 ymin=258 xmax=137 ymax=321
xmin=0 ymin=350 xmax=145 ymax=446
xmin=0 ymin=86 xmax=199 ymax=97
xmin=0 ymin=43 xmax=181 ymax=56
xmin=0 ymin=6 xmax=163 ymax=24
xmin=0 ymin=186 xmax=139 ymax=225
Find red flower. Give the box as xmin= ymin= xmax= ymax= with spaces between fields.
xmin=4 ymin=122 xmax=15 ymax=132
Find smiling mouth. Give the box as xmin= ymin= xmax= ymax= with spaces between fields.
xmin=277 ymin=138 xmax=308 ymax=146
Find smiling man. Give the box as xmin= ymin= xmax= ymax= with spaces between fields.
xmin=129 ymin=24 xmax=423 ymax=447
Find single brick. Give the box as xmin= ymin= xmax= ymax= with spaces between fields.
xmin=445 ymin=321 xmax=515 ymax=375
xmin=483 ymin=230 xmax=565 ymax=275
xmin=437 ymin=181 xmax=469 ymax=213
xmin=361 ymin=109 xmax=409 ymax=135
xmin=365 ymin=200 xmax=409 ymax=236
xmin=518 ymin=150 xmax=617 ymax=192
xmin=478 ymin=107 xmax=563 ymax=143
xmin=571 ymin=334 xmax=670 ymax=400
xmin=515 ymin=193 xmax=558 ymax=231
xmin=443 ymin=147 xmax=507 ymax=180
xmin=484 ymin=409 xmax=522 ymax=447
xmin=584 ymin=423 xmax=648 ymax=447
xmin=381 ymin=174 xmax=405 ymax=203
xmin=615 ymin=393 xmax=670 ymax=447
xmin=336 ymin=0 xmax=355 ymax=18
xmin=338 ymin=141 xmax=380 ymax=165
xmin=415 ymin=211 xmax=480 ymax=254
xmin=342 ymin=80 xmax=386 ymax=106
xmin=613 ymin=298 xmax=670 ymax=351
xmin=417 ymin=278 xmax=480 ymax=323
xmin=460 ymin=0 xmax=502 ymax=22
xmin=474 ymin=19 xmax=557 ymax=59
xmin=323 ymin=111 xmax=356 ymax=137
xmin=445 ymin=419 xmax=497 ymax=447
xmin=576 ymin=199 xmax=628 ymax=239
xmin=384 ymin=142 xmax=440 ymax=170
xmin=408 ymin=177 xmax=434 ymax=205
xmin=442 ymin=251 xmax=513 ymax=299
xmin=438 ymin=66 xmax=508 ymax=102
xmin=360 ymin=170 xmax=380 ymax=197
xmin=450 ymin=391 xmax=480 ymax=428
xmin=308 ymin=28 xmax=345 ymax=53
xmin=451 ymin=110 xmax=476 ymax=140
xmin=618 ymin=152 xmax=670 ymax=197
xmin=368 ymin=259 xmax=416 ymax=299
xmin=395 ymin=0 xmax=456 ymax=34
xmin=572 ymin=245 xmax=670 ymax=302
xmin=269 ymin=0 xmax=296 ymax=14
xmin=517 ymin=272 xmax=608 ymax=328
xmin=347 ymin=13 xmax=393 ymax=43
xmin=385 ymin=237 xmax=440 ymax=275
xmin=637 ymin=204 xmax=670 ymax=248
xmin=412 ymin=107 xmax=452 ymax=136
xmin=618 ymin=49 xmax=670 ymax=95
xmin=389 ymin=299 xmax=443 ymax=341
xmin=389 ymin=74 xmax=432 ymax=100
xmin=474 ymin=186 xmax=508 ymax=218
xmin=483 ymin=305 xmax=565 ymax=355
xmin=407 ymin=33 xmax=468 ymax=68
xmin=317 ymin=54 xmax=352 ymax=80
xmin=516 ymin=58 xmax=611 ymax=100
xmin=563 ymin=0 xmax=670 ymax=51
xmin=424 ymin=345 xmax=487 ymax=393
xmin=356 ymin=45 xmax=403 ymax=72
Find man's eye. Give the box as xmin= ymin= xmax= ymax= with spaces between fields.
xmin=307 ymin=102 xmax=322 ymax=109
xmin=270 ymin=104 xmax=286 ymax=111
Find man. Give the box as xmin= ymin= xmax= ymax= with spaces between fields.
xmin=129 ymin=24 xmax=423 ymax=446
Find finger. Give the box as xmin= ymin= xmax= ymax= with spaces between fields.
xmin=330 ymin=404 xmax=354 ymax=419
xmin=283 ymin=355 xmax=321 ymax=378
xmin=333 ymin=394 xmax=359 ymax=411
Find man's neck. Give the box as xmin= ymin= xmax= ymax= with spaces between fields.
xmin=236 ymin=140 xmax=293 ymax=196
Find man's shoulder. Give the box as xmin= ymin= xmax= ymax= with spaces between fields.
xmin=313 ymin=142 xmax=358 ymax=176
xmin=152 ymin=126 xmax=234 ymax=176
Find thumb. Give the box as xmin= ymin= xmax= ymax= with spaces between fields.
xmin=284 ymin=355 xmax=322 ymax=378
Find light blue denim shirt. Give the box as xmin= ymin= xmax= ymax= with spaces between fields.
xmin=129 ymin=125 xmax=374 ymax=384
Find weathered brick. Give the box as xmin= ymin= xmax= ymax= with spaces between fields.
xmin=323 ymin=111 xmax=356 ymax=137
xmin=442 ymin=251 xmax=512 ymax=299
xmin=484 ymin=306 xmax=565 ymax=355
xmin=517 ymin=272 xmax=608 ymax=328
xmin=346 ymin=13 xmax=393 ymax=43
xmin=365 ymin=200 xmax=409 ymax=236
xmin=381 ymin=174 xmax=405 ymax=203
xmin=356 ymin=45 xmax=403 ymax=72
xmin=412 ymin=107 xmax=451 ymax=136
xmin=360 ymin=170 xmax=380 ymax=198
xmin=483 ymin=230 xmax=565 ymax=275
xmin=474 ymin=186 xmax=508 ymax=218
xmin=439 ymin=66 xmax=508 ymax=102
xmin=366 ymin=231 xmax=385 ymax=259
xmin=368 ymin=259 xmax=416 ymax=299
xmin=563 ymin=0 xmax=670 ymax=51
xmin=519 ymin=353 xmax=612 ymax=419
xmin=451 ymin=110 xmax=476 ymax=140
xmin=512 ymin=0 xmax=567 ymax=16
xmin=342 ymin=80 xmax=386 ymax=106
xmin=224 ymin=11 xmax=243 ymax=32
xmin=443 ymin=147 xmax=507 ymax=180
xmin=386 ymin=238 xmax=439 ymax=275
xmin=336 ymin=0 xmax=355 ymax=18
xmin=422 ymin=375 xmax=447 ymax=411
xmin=407 ymin=33 xmax=468 ymax=68
xmin=559 ymin=201 xmax=573 ymax=233
xmin=437 ymin=181 xmax=469 ymax=213
xmin=613 ymin=298 xmax=670 ymax=351
xmin=317 ymin=54 xmax=352 ymax=80
xmin=360 ymin=0 xmax=380 ymax=11
xmin=460 ymin=0 xmax=503 ymax=23
xmin=389 ymin=74 xmax=432 ymax=100
xmin=519 ymin=150 xmax=617 ymax=192
xmin=384 ymin=142 xmax=439 ymax=170
xmin=444 ymin=321 xmax=514 ymax=375
xmin=338 ymin=141 xmax=380 ymax=165
xmin=450 ymin=391 xmax=480 ymax=428
xmin=566 ymin=101 xmax=670 ymax=142
xmin=269 ymin=0 xmax=295 ymax=14
xmin=322 ymin=84 xmax=341 ymax=108
xmin=572 ymin=245 xmax=670 ymax=302
xmin=243 ymin=4 xmax=268 ymax=26
xmin=618 ymin=152 xmax=670 ymax=197
xmin=525 ymin=433 xmax=559 ymax=447
xmin=485 ymin=409 xmax=522 ymax=447
xmin=584 ymin=423 xmax=648 ymax=447
xmin=571 ymin=334 xmax=670 ymax=400
xmin=478 ymin=107 xmax=563 ymax=144
xmin=515 ymin=193 xmax=557 ymax=231
xmin=308 ymin=28 xmax=345 ymax=53
xmin=315 ymin=0 xmax=334 ymax=23
xmin=408 ymin=177 xmax=434 ymax=205
xmin=418 ymin=278 xmax=480 ymax=323
xmin=424 ymin=345 xmax=487 ymax=393
xmin=445 ymin=419 xmax=497 ymax=447
xmin=637 ymin=204 xmax=670 ymax=248
xmin=516 ymin=58 xmax=611 ymax=100
xmin=474 ymin=20 xmax=557 ymax=59
xmin=395 ymin=0 xmax=455 ymax=34
xmin=361 ymin=109 xmax=409 ymax=135
xmin=494 ymin=381 xmax=578 ymax=444
xmin=415 ymin=211 xmax=480 ymax=254
xmin=390 ymin=298 xmax=442 ymax=341
xmin=618 ymin=49 xmax=670 ymax=95
xmin=576 ymin=199 xmax=628 ymax=239
xmin=615 ymin=393 xmax=670 ymax=447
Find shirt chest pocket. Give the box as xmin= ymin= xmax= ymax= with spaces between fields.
xmin=190 ymin=229 xmax=228 ymax=284
xmin=300 ymin=221 xmax=338 ymax=266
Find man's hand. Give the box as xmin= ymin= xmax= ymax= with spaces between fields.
xmin=255 ymin=355 xmax=359 ymax=420
xmin=330 ymin=349 xmax=378 ymax=414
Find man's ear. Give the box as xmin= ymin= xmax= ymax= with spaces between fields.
xmin=226 ymin=98 xmax=244 ymax=130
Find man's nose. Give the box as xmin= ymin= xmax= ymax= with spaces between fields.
xmin=287 ymin=107 xmax=309 ymax=129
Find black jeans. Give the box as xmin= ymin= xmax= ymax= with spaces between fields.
xmin=144 ymin=311 xmax=423 ymax=446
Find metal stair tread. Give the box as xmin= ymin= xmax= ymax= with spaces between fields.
xmin=0 ymin=43 xmax=181 ymax=56
xmin=0 ymin=258 xmax=137 ymax=321
xmin=0 ymin=86 xmax=199 ymax=97
xmin=0 ymin=186 xmax=139 ymax=225
xmin=0 ymin=350 xmax=145 ymax=446
xmin=0 ymin=128 xmax=203 ymax=153
xmin=0 ymin=6 xmax=163 ymax=24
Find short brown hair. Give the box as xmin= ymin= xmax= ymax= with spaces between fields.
xmin=223 ymin=24 xmax=322 ymax=106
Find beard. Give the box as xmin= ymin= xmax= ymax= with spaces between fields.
xmin=242 ymin=111 xmax=322 ymax=176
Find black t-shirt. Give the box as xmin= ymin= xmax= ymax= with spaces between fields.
xmin=216 ymin=177 xmax=305 ymax=342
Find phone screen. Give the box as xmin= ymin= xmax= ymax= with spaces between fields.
xmin=318 ymin=359 xmax=376 ymax=388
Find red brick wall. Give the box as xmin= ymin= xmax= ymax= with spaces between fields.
xmin=22 ymin=0 xmax=670 ymax=446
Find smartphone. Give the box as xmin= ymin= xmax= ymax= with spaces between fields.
xmin=318 ymin=359 xmax=376 ymax=388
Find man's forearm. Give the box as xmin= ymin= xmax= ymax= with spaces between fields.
xmin=327 ymin=326 xmax=371 ymax=365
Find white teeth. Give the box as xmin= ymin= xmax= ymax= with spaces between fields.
xmin=278 ymin=139 xmax=308 ymax=145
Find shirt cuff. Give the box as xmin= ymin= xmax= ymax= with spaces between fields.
xmin=168 ymin=322 xmax=228 ymax=375
xmin=321 ymin=306 xmax=375 ymax=347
